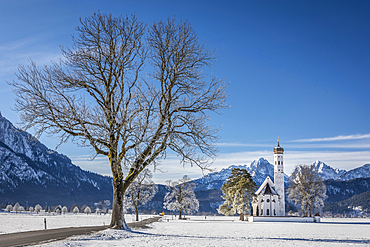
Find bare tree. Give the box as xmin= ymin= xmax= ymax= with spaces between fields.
xmin=18 ymin=206 xmax=25 ymax=212
xmin=164 ymin=176 xmax=199 ymax=219
xmin=34 ymin=204 xmax=42 ymax=213
xmin=288 ymin=164 xmax=328 ymax=217
xmin=84 ymin=206 xmax=92 ymax=214
xmin=10 ymin=13 xmax=227 ymax=229
xmin=62 ymin=206 xmax=68 ymax=214
xmin=13 ymin=202 xmax=20 ymax=213
xmin=5 ymin=205 xmax=12 ymax=212
xmin=72 ymin=206 xmax=80 ymax=214
xmin=123 ymin=168 xmax=158 ymax=221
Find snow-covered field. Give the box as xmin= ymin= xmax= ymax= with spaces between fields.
xmin=1 ymin=212 xmax=370 ymax=246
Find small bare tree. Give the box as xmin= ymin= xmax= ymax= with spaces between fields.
xmin=10 ymin=13 xmax=227 ymax=229
xmin=84 ymin=206 xmax=92 ymax=214
xmin=62 ymin=206 xmax=68 ymax=214
xmin=164 ymin=176 xmax=199 ymax=219
xmin=288 ymin=164 xmax=328 ymax=217
xmin=123 ymin=168 xmax=158 ymax=221
xmin=18 ymin=206 xmax=25 ymax=212
xmin=34 ymin=204 xmax=42 ymax=213
xmin=72 ymin=206 xmax=79 ymax=214
xmin=5 ymin=205 xmax=13 ymax=212
xmin=13 ymin=202 xmax=20 ymax=213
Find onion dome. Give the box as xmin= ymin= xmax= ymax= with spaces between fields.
xmin=273 ymin=139 xmax=284 ymax=154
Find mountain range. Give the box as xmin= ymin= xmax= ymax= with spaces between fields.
xmin=1 ymin=112 xmax=369 ymax=214
xmin=0 ymin=112 xmax=112 ymax=207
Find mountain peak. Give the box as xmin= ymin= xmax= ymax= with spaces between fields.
xmin=311 ymin=160 xmax=346 ymax=180
xmin=192 ymin=157 xmax=289 ymax=191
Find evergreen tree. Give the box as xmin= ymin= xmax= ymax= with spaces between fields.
xmin=217 ymin=168 xmax=257 ymax=220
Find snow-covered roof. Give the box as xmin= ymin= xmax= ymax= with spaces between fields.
xmin=255 ymin=176 xmax=278 ymax=196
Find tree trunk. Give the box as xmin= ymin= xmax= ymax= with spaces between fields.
xmin=110 ymin=171 xmax=130 ymax=230
xmin=239 ymin=213 xmax=244 ymax=221
xmin=179 ymin=210 xmax=182 ymax=220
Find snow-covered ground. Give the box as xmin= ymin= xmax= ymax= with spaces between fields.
xmin=0 ymin=212 xmax=152 ymax=234
xmin=1 ymin=213 xmax=370 ymax=246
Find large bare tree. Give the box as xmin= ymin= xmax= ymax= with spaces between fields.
xmin=288 ymin=164 xmax=327 ymax=217
xmin=10 ymin=13 xmax=228 ymax=229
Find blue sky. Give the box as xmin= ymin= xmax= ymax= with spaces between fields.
xmin=1 ymin=0 xmax=370 ymax=183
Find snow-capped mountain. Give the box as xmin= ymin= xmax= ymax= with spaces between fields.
xmin=310 ymin=160 xmax=347 ymax=181
xmin=192 ymin=157 xmax=289 ymax=191
xmin=0 ymin=112 xmax=112 ymax=206
xmin=338 ymin=164 xmax=370 ymax=181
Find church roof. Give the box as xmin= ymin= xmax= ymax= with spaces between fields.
xmin=255 ymin=176 xmax=278 ymax=196
xmin=260 ymin=183 xmax=278 ymax=195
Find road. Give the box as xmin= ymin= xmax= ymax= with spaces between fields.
xmin=0 ymin=216 xmax=161 ymax=247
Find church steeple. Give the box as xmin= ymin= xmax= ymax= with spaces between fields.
xmin=273 ymin=138 xmax=285 ymax=216
xmin=274 ymin=138 xmax=284 ymax=154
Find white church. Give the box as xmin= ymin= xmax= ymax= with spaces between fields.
xmin=252 ymin=140 xmax=285 ymax=216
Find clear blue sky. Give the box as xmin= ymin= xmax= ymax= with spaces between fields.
xmin=1 ymin=0 xmax=370 ymax=183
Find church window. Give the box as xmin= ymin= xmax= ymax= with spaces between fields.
xmin=274 ymin=209 xmax=276 ymax=216
xmin=281 ymin=161 xmax=283 ymax=165
xmin=278 ymin=161 xmax=280 ymax=165
xmin=267 ymin=209 xmax=270 ymax=216
xmin=266 ymin=199 xmax=270 ymax=202
xmin=275 ymin=161 xmax=277 ymax=165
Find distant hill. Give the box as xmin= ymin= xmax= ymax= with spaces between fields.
xmin=324 ymin=177 xmax=370 ymax=202
xmin=323 ymin=180 xmax=370 ymax=214
xmin=0 ymin=112 xmax=113 ymax=207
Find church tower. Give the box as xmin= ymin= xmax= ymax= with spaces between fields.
xmin=273 ymin=139 xmax=285 ymax=216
